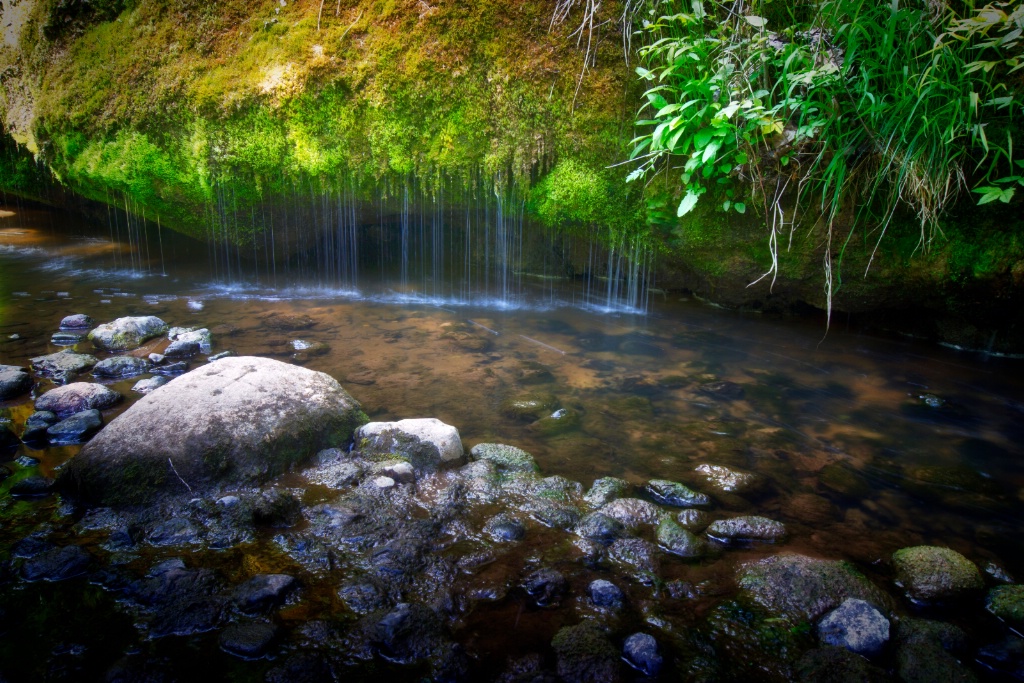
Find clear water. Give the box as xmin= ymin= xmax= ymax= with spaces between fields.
xmin=1 ymin=204 xmax=1023 ymax=679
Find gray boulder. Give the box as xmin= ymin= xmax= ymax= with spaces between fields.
xmin=88 ymin=316 xmax=168 ymax=351
xmin=35 ymin=382 xmax=121 ymax=417
xmin=623 ymin=632 xmax=662 ymax=677
xmin=356 ymin=418 xmax=464 ymax=472
xmin=892 ymin=546 xmax=983 ymax=602
xmin=92 ymin=355 xmax=150 ymax=379
xmin=59 ymin=356 xmax=367 ymax=506
xmin=30 ymin=349 xmax=98 ymax=383
xmin=738 ymin=554 xmax=891 ymax=622
xmin=469 ymin=442 xmax=538 ymax=473
xmin=167 ymin=327 xmax=212 ymax=356
xmin=599 ymin=498 xmax=664 ymax=529
xmin=588 ymin=579 xmax=624 ymax=610
xmin=706 ymin=515 xmax=786 ymax=542
xmin=584 ymin=476 xmax=630 ymax=507
xmin=818 ymin=598 xmax=890 ymax=656
xmin=656 ymin=518 xmax=707 ymax=558
xmin=0 ymin=365 xmax=32 ymax=399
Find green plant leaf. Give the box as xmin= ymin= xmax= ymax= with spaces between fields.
xmin=678 ymin=189 xmax=701 ymax=216
xmin=734 ymin=202 xmax=746 ymax=213
xmin=744 ymin=15 xmax=767 ymax=28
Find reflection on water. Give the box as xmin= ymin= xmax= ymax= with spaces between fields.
xmin=1 ymin=206 xmax=1023 ymax=678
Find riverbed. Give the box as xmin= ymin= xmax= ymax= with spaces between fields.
xmin=1 ymin=203 xmax=1022 ymax=681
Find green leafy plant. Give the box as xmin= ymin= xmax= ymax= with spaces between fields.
xmin=626 ymin=0 xmax=1024 ymax=320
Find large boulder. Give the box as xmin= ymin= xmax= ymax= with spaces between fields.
xmin=355 ymin=418 xmax=463 ymax=472
xmin=35 ymin=382 xmax=121 ymax=417
xmin=738 ymin=554 xmax=891 ymax=622
xmin=88 ymin=316 xmax=168 ymax=351
xmin=59 ymin=356 xmax=367 ymax=506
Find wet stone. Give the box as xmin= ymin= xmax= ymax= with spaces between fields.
xmin=694 ymin=463 xmax=763 ymax=494
xmin=986 ymin=585 xmax=1024 ymax=625
xmin=131 ymin=375 xmax=168 ymax=394
xmin=588 ymin=579 xmax=624 ymax=610
xmin=576 ymin=512 xmax=625 ymax=545
xmin=0 ymin=422 xmax=18 ymax=450
xmin=892 ymin=545 xmax=983 ymax=602
xmin=599 ymin=498 xmax=663 ymax=529
xmin=818 ymin=598 xmax=890 ymax=656
xmin=150 ymin=361 xmax=189 ymax=376
xmin=30 ymin=349 xmax=99 ymax=383
xmin=483 ymin=514 xmax=526 ymax=542
xmin=896 ymin=618 xmax=977 ymax=683
xmin=59 ymin=314 xmax=93 ymax=330
xmin=706 ymin=515 xmax=786 ymax=543
xmin=656 ymin=518 xmax=707 ymax=558
xmin=976 ymin=636 xmax=1024 ymax=681
xmin=623 ymin=632 xmax=662 ymax=677
xmin=370 ymin=602 xmax=449 ymax=665
xmin=646 ymin=479 xmax=710 ymax=508
xmin=339 ymin=581 xmax=389 ymax=614
xmin=609 ymin=538 xmax=661 ymax=584
xmin=10 ymin=474 xmax=56 ymax=497
xmin=523 ymin=568 xmax=568 ymax=607
xmin=528 ymin=499 xmax=580 ymax=531
xmin=20 ymin=545 xmax=90 ymax=582
xmin=51 ymin=331 xmax=84 ymax=345
xmin=551 ymin=622 xmax=620 ymax=683
xmin=470 ymin=442 xmax=539 ymax=473
xmin=699 ymin=380 xmax=745 ymax=400
xmin=46 ymin=409 xmax=103 ymax=444
xmin=676 ymin=508 xmax=711 ymax=531
xmin=92 ymin=355 xmax=150 ymax=379
xmin=148 ymin=518 xmax=202 ymax=547
xmin=88 ymin=315 xmax=168 ymax=351
xmin=220 ymin=622 xmax=277 ymax=659
xmin=0 ymin=366 xmax=32 ymax=399
xmin=35 ymin=382 xmax=120 ymax=417
xmin=584 ymin=477 xmax=629 ymax=507
xmin=233 ymin=574 xmax=297 ymax=614
xmin=208 ymin=350 xmax=235 ymax=361
xmin=796 ymin=647 xmax=890 ymax=683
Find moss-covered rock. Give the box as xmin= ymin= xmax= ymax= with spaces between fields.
xmin=551 ymin=622 xmax=621 ymax=683
xmin=986 ymin=585 xmax=1024 ymax=625
xmin=469 ymin=442 xmax=538 ymax=473
xmin=892 ymin=546 xmax=983 ymax=603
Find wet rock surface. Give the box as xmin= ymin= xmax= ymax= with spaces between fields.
xmin=0 ymin=365 xmax=32 ymax=399
xmin=892 ymin=545 xmax=984 ymax=602
xmin=30 ymin=349 xmax=98 ymax=383
xmin=817 ymin=598 xmax=890 ymax=656
xmin=706 ymin=515 xmax=786 ymax=542
xmin=35 ymin=382 xmax=121 ymax=417
xmin=47 ymin=408 xmax=103 ymax=443
xmin=92 ymin=355 xmax=150 ymax=378
xmin=645 ymin=479 xmax=710 ymax=507
xmin=88 ymin=315 xmax=168 ymax=351
xmin=356 ymin=418 xmax=464 ymax=472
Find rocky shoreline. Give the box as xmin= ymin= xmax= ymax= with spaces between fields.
xmin=0 ymin=315 xmax=1022 ymax=681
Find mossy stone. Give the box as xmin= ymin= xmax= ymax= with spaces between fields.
xmin=986 ymin=585 xmax=1024 ymax=625
xmin=892 ymin=546 xmax=983 ymax=602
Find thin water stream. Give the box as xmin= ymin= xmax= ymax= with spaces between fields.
xmin=0 ymin=204 xmax=1022 ymax=681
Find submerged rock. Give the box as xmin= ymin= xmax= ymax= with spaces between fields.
xmin=523 ymin=568 xmax=568 ymax=607
xmin=706 ymin=516 xmax=786 ymax=543
xmin=59 ymin=356 xmax=367 ymax=505
xmin=609 ymin=538 xmax=661 ymax=584
xmin=588 ymin=580 xmax=624 ymax=610
xmin=20 ymin=545 xmax=91 ymax=582
xmin=796 ymin=647 xmax=890 ymax=683
xmin=35 ymin=382 xmax=121 ymax=417
xmin=220 ymin=622 xmax=277 ymax=659
xmin=92 ymin=355 xmax=150 ymax=379
xmin=738 ymin=554 xmax=891 ymax=622
xmin=575 ymin=512 xmax=625 ymax=545
xmin=131 ymin=375 xmax=168 ymax=394
xmin=356 ymin=418 xmax=464 ymax=472
xmin=501 ymin=393 xmax=560 ymax=421
xmin=817 ymin=598 xmax=890 ymax=656
xmin=895 ymin=618 xmax=977 ymax=683
xmin=30 ymin=349 xmax=98 ymax=383
xmin=88 ymin=315 xmax=168 ymax=351
xmin=483 ymin=513 xmax=526 ymax=542
xmin=234 ymin=574 xmax=298 ymax=614
xmin=694 ymin=463 xmax=764 ymax=494
xmin=0 ymin=365 xmax=32 ymax=399
xmin=470 ymin=442 xmax=539 ymax=473
xmin=892 ymin=546 xmax=983 ymax=602
xmin=646 ymin=479 xmax=710 ymax=507
xmin=10 ymin=474 xmax=56 ymax=497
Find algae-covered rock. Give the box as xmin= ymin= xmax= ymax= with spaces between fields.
xmin=599 ymin=498 xmax=664 ymax=529
xmin=609 ymin=538 xmax=661 ymax=584
xmin=501 ymin=393 xmax=559 ymax=421
xmin=796 ymin=647 xmax=890 ymax=683
xmin=92 ymin=355 xmax=150 ymax=379
xmin=356 ymin=418 xmax=464 ymax=472
xmin=676 ymin=508 xmax=711 ymax=531
xmin=551 ymin=622 xmax=621 ymax=683
xmin=818 ymin=462 xmax=872 ymax=499
xmin=584 ymin=476 xmax=630 ymax=507
xmin=470 ymin=442 xmax=538 ymax=473
xmin=646 ymin=479 xmax=710 ymax=507
xmin=622 ymin=633 xmax=662 ymax=677
xmin=706 ymin=515 xmax=786 ymax=543
xmin=895 ymin=618 xmax=977 ymax=683
xmin=739 ymin=553 xmax=891 ymax=622
xmin=656 ymin=518 xmax=707 ymax=558
xmin=30 ymin=349 xmax=98 ymax=383
xmin=88 ymin=316 xmax=168 ymax=351
xmin=986 ymin=585 xmax=1024 ymax=625
xmin=60 ymin=356 xmax=366 ymax=506
xmin=892 ymin=546 xmax=983 ymax=602
xmin=575 ymin=512 xmax=625 ymax=545
xmin=530 ymin=407 xmax=580 ymax=436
